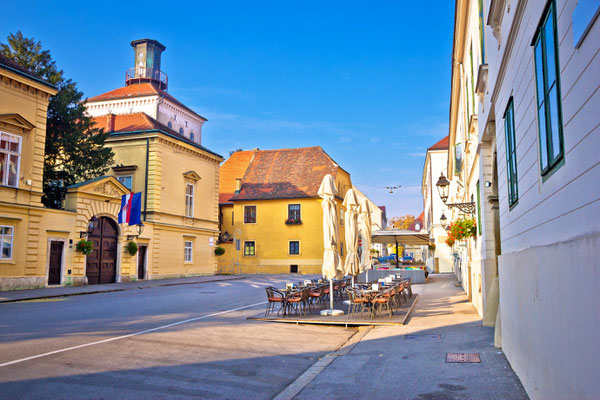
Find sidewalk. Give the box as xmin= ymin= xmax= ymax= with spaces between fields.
xmin=0 ymin=275 xmax=247 ymax=303
xmin=290 ymin=274 xmax=529 ymax=399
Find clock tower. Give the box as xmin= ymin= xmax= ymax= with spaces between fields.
xmin=125 ymin=39 xmax=168 ymax=90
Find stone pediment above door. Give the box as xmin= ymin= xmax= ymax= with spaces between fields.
xmin=0 ymin=113 xmax=35 ymax=133
xmin=67 ymin=176 xmax=130 ymax=199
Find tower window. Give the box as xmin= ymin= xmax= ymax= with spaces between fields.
xmin=167 ymin=122 xmax=172 ymax=129
xmin=190 ymin=132 xmax=195 ymax=141
xmin=179 ymin=128 xmax=184 ymax=135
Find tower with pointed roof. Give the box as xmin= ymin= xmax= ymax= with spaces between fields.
xmin=86 ymin=39 xmax=205 ymax=145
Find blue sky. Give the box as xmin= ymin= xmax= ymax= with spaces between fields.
xmin=2 ymin=1 xmax=455 ymax=219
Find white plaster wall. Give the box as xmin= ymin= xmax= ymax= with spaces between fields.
xmin=85 ymin=96 xmax=159 ymax=119
xmin=499 ymin=231 xmax=600 ymax=399
xmin=486 ymin=0 xmax=600 ymax=398
xmin=158 ymin=100 xmax=204 ymax=144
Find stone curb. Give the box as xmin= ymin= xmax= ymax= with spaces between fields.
xmin=0 ymin=276 xmax=247 ymax=304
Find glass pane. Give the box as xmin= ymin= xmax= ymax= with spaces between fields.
xmin=2 ymin=238 xmax=11 ymax=258
xmin=8 ymin=155 xmax=18 ymax=186
xmin=544 ymin=10 xmax=557 ymax=91
xmin=548 ymin=86 xmax=563 ymax=162
xmin=8 ymin=136 xmax=19 ymax=152
xmin=538 ymin=106 xmax=549 ymax=170
xmin=0 ymin=153 xmax=5 ymax=184
xmin=0 ymin=134 xmax=8 ymax=150
xmin=4 ymin=226 xmax=12 ymax=235
xmin=534 ymin=42 xmax=545 ymax=106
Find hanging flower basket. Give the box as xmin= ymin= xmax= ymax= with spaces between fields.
xmin=126 ymin=241 xmax=138 ymax=256
xmin=215 ymin=246 xmax=225 ymax=256
xmin=75 ymin=239 xmax=93 ymax=255
xmin=445 ymin=217 xmax=477 ymax=248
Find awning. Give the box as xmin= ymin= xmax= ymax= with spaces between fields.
xmin=371 ymin=229 xmax=430 ymax=246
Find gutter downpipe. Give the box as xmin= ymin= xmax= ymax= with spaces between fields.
xmin=144 ymin=138 xmax=149 ymax=221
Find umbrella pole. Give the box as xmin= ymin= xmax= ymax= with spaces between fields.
xmin=330 ymin=279 xmax=334 ymax=310
xmin=395 ymin=238 xmax=399 ymax=269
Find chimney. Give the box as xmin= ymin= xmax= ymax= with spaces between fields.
xmin=106 ymin=113 xmax=116 ymax=132
xmin=235 ymin=178 xmax=242 ymax=194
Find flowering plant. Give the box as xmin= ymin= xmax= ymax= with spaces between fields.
xmin=76 ymin=239 xmax=94 ymax=255
xmin=445 ymin=218 xmax=477 ymax=247
xmin=285 ymin=218 xmax=302 ymax=225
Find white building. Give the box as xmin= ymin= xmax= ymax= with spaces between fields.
xmin=422 ymin=136 xmax=454 ymax=273
xmin=85 ymin=39 xmax=206 ymax=145
xmin=479 ymin=0 xmax=600 ymax=398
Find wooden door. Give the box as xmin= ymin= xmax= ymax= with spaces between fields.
xmin=48 ymin=241 xmax=63 ymax=285
xmin=137 ymin=246 xmax=147 ymax=280
xmin=86 ymin=217 xmax=118 ymax=285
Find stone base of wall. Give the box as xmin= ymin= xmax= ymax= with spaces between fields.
xmin=499 ymin=231 xmax=600 ymax=399
xmin=0 ymin=277 xmax=46 ymax=291
xmin=147 ymin=273 xmax=214 ymax=281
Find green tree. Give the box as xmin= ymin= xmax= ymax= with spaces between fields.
xmin=1 ymin=31 xmax=113 ymax=208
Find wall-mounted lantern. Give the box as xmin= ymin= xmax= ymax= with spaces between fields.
xmin=80 ymin=216 xmax=98 ymax=238
xmin=435 ymin=171 xmax=476 ymax=214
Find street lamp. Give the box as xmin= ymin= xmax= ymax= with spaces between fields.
xmin=126 ymin=223 xmax=144 ymax=241
xmin=440 ymin=212 xmax=448 ymax=229
xmin=435 ymin=172 xmax=450 ymax=204
xmin=80 ymin=216 xmax=98 ymax=238
xmin=435 ymin=171 xmax=476 ymax=214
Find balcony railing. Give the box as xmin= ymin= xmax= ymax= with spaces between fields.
xmin=125 ymin=67 xmax=168 ymax=90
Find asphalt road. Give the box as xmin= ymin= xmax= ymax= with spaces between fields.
xmin=0 ymin=275 xmax=355 ymax=399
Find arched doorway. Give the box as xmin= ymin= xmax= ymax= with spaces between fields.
xmin=86 ymin=216 xmax=118 ymax=284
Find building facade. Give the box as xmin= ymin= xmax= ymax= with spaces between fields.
xmin=85 ymin=39 xmax=223 ymax=281
xmin=218 ymin=147 xmax=352 ymax=275
xmin=422 ymin=136 xmax=454 ymax=273
xmin=479 ymin=0 xmax=600 ymax=397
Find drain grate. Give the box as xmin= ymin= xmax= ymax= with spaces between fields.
xmin=405 ymin=334 xmax=441 ymax=340
xmin=446 ymin=353 xmax=481 ymax=363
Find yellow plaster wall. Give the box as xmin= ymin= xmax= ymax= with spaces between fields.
xmin=217 ymin=167 xmax=352 ymax=275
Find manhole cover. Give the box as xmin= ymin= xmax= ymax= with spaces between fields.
xmin=405 ymin=334 xmax=441 ymax=340
xmin=446 ymin=353 xmax=481 ymax=363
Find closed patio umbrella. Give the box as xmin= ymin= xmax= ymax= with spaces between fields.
xmin=318 ymin=174 xmax=343 ymax=316
xmin=343 ymin=189 xmax=361 ymax=281
xmin=358 ymin=198 xmax=372 ymax=280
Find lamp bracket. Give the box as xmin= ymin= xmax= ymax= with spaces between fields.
xmin=446 ymin=202 xmax=476 ymax=214
xmin=127 ymin=235 xmax=138 ymax=241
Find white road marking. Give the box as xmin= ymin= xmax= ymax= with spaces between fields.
xmin=0 ymin=301 xmax=267 ymax=368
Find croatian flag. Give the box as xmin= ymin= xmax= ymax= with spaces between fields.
xmin=118 ymin=192 xmax=142 ymax=225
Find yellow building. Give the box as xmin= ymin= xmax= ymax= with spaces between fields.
xmin=218 ymin=147 xmax=352 ymax=275
xmin=0 ymin=39 xmax=223 ymax=291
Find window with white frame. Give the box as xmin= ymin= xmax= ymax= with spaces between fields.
xmin=184 ymin=240 xmax=193 ymax=262
xmin=117 ymin=175 xmax=133 ymax=190
xmin=0 ymin=132 xmax=21 ymax=188
xmin=0 ymin=226 xmax=14 ymax=259
xmin=185 ymin=183 xmax=194 ymax=217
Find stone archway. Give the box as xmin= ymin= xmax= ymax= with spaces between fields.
xmin=86 ymin=217 xmax=119 ymax=284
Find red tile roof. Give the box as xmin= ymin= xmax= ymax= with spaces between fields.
xmin=86 ymin=83 xmax=206 ymax=121
xmin=219 ymin=150 xmax=257 ymax=199
xmin=409 ymin=211 xmax=425 ymax=231
xmin=428 ymin=136 xmax=449 ymax=151
xmin=219 ymin=193 xmax=235 ymax=205
xmin=90 ymin=112 xmax=221 ymax=158
xmin=223 ymin=146 xmax=342 ymax=201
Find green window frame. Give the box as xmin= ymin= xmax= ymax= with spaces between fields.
xmin=504 ymin=97 xmax=519 ymax=207
xmin=478 ymin=0 xmax=486 ymax=64
xmin=532 ymin=0 xmax=564 ymax=177
xmin=470 ymin=43 xmax=476 ymax=116
xmin=476 ymin=181 xmax=482 ymax=235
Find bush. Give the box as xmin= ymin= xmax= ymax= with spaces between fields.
xmin=215 ymin=246 xmax=225 ymax=256
xmin=126 ymin=241 xmax=138 ymax=256
xmin=75 ymin=239 xmax=93 ymax=255
xmin=445 ymin=218 xmax=477 ymax=247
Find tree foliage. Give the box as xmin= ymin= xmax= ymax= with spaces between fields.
xmin=387 ymin=214 xmax=416 ymax=230
xmin=1 ymin=31 xmax=114 ymax=208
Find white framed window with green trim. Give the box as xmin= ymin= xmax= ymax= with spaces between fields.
xmin=504 ymin=97 xmax=519 ymax=207
xmin=532 ymin=0 xmax=564 ymax=178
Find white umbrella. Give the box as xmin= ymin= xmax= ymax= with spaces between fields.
xmin=358 ymin=198 xmax=372 ymax=280
xmin=318 ymin=174 xmax=343 ymax=316
xmin=343 ymin=189 xmax=360 ymax=280
xmin=371 ymin=229 xmax=430 ymax=269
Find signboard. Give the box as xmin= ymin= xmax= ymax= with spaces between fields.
xmin=236 ymin=239 xmax=241 ymax=251
xmin=209 ymin=237 xmax=214 ymax=247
